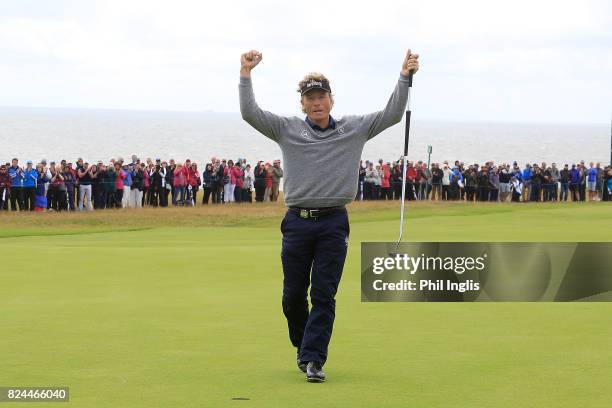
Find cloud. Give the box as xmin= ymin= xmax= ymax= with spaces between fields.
xmin=0 ymin=0 xmax=609 ymax=123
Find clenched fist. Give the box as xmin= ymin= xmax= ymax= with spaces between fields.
xmin=401 ymin=49 xmax=419 ymax=77
xmin=240 ymin=50 xmax=262 ymax=77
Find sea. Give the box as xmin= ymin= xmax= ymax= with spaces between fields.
xmin=0 ymin=107 xmax=609 ymax=168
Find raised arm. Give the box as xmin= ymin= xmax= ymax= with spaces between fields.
xmin=238 ymin=50 xmax=285 ymax=142
xmin=363 ymin=50 xmax=419 ymax=140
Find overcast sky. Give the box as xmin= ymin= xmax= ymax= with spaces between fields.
xmin=0 ymin=0 xmax=610 ymax=124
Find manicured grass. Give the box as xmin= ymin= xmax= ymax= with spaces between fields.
xmin=1 ymin=202 xmax=611 ymax=407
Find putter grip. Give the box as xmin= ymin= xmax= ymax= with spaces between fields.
xmin=404 ymin=110 xmax=411 ymax=156
xmin=408 ymin=71 xmax=413 ymax=87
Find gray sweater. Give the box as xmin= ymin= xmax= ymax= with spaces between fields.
xmin=239 ymin=74 xmax=410 ymax=208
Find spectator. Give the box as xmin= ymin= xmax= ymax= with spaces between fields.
xmin=372 ymin=164 xmax=382 ymax=200
xmin=406 ymin=161 xmax=417 ymax=200
xmin=441 ymin=161 xmax=451 ymax=200
xmin=104 ymin=164 xmax=117 ymax=208
xmin=522 ymin=164 xmax=532 ymax=202
xmin=356 ymin=161 xmax=366 ymax=201
xmin=498 ymin=164 xmax=512 ymax=202
xmin=8 ymin=158 xmax=23 ymax=211
xmin=187 ymin=162 xmax=201 ymax=205
xmin=264 ymin=162 xmax=273 ymax=202
xmin=578 ymin=161 xmax=586 ymax=201
xmin=271 ymin=160 xmax=283 ymax=202
xmin=559 ymin=164 xmax=570 ymax=201
xmin=243 ymin=164 xmax=253 ymax=202
xmin=49 ymin=165 xmax=67 ymax=211
xmin=121 ymin=163 xmax=132 ymax=208
xmin=78 ymin=163 xmax=94 ymax=211
xmin=587 ymin=162 xmax=598 ymax=201
xmin=464 ymin=167 xmax=477 ymax=202
xmin=173 ymin=163 xmax=187 ymax=206
xmin=202 ymin=163 xmax=214 ymax=204
xmin=223 ymin=160 xmax=236 ymax=204
xmin=380 ymin=163 xmax=391 ymax=200
xmin=232 ymin=162 xmax=244 ymax=203
xmin=363 ymin=162 xmax=376 ymax=200
xmin=530 ymin=166 xmax=544 ymax=202
xmin=605 ymin=167 xmax=612 ymax=201
xmin=130 ymin=163 xmax=144 ymax=209
xmin=92 ymin=164 xmax=106 ymax=209
xmin=550 ymin=163 xmax=560 ymax=201
xmin=510 ymin=177 xmax=522 ymax=202
xmin=253 ymin=161 xmax=266 ymax=202
xmin=489 ymin=167 xmax=500 ymax=202
xmin=0 ymin=164 xmax=9 ymax=210
xmin=62 ymin=164 xmax=75 ymax=211
xmin=34 ymin=164 xmax=48 ymax=212
xmin=595 ymin=162 xmax=604 ymax=201
xmin=476 ymin=166 xmax=489 ymax=202
xmin=430 ymin=163 xmax=443 ymax=201
xmin=22 ymin=160 xmax=38 ymax=211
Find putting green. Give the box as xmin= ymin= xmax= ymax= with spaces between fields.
xmin=1 ymin=202 xmax=611 ymax=407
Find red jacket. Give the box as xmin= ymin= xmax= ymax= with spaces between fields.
xmin=265 ymin=169 xmax=273 ymax=188
xmin=406 ymin=166 xmax=417 ymax=182
xmin=187 ymin=167 xmax=200 ymax=187
xmin=232 ymin=167 xmax=244 ymax=189
xmin=224 ymin=166 xmax=236 ymax=184
xmin=174 ymin=167 xmax=188 ymax=187
xmin=381 ymin=166 xmax=391 ymax=188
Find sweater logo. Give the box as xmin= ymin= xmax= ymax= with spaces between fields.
xmin=300 ymin=129 xmax=311 ymax=139
xmin=338 ymin=126 xmax=345 ymax=134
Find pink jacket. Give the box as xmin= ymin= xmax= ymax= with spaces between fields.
xmin=174 ymin=167 xmax=187 ymax=187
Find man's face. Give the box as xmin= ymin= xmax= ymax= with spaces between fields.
xmin=301 ymin=90 xmax=332 ymax=121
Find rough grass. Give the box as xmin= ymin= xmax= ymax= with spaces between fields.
xmin=1 ymin=200 xmax=610 ymax=240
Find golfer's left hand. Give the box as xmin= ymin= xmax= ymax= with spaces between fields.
xmin=401 ymin=50 xmax=419 ymax=76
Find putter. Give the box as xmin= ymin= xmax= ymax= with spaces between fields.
xmin=393 ymin=70 xmax=414 ymax=256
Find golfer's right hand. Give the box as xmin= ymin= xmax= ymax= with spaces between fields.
xmin=240 ymin=50 xmax=262 ymax=76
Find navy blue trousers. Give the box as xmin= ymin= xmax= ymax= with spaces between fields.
xmin=281 ymin=208 xmax=350 ymax=365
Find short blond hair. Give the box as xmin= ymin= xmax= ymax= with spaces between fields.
xmin=298 ymin=72 xmax=334 ymax=113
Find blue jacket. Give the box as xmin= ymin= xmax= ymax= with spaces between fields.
xmin=522 ymin=168 xmax=532 ymax=181
xmin=587 ymin=168 xmax=598 ymax=182
xmin=123 ymin=169 xmax=132 ymax=187
xmin=36 ymin=174 xmax=48 ymax=196
xmin=570 ymin=168 xmax=581 ymax=184
xmin=22 ymin=168 xmax=38 ymax=188
xmin=8 ymin=166 xmax=22 ymax=187
xmin=451 ymin=168 xmax=463 ymax=182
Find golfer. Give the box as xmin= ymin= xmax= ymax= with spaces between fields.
xmin=239 ymin=49 xmax=419 ymax=382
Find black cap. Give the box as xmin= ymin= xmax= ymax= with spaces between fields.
xmin=300 ymin=78 xmax=331 ymax=95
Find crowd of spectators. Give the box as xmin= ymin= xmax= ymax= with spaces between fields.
xmin=357 ymin=159 xmax=612 ymax=202
xmin=0 ymin=155 xmax=283 ymax=211
xmin=1 ymin=155 xmax=610 ymax=212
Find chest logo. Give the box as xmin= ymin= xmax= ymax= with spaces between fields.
xmin=338 ymin=126 xmax=345 ymax=134
xmin=301 ymin=129 xmax=311 ymax=139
